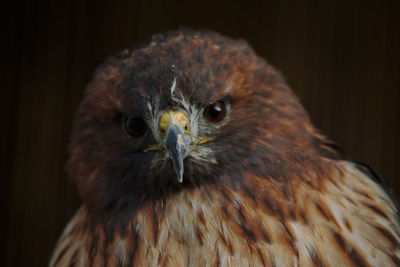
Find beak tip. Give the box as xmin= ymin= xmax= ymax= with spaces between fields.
xmin=162 ymin=124 xmax=190 ymax=184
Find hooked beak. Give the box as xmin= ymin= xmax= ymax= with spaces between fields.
xmin=160 ymin=110 xmax=191 ymax=183
xmin=162 ymin=124 xmax=191 ymax=183
xmin=144 ymin=110 xmax=214 ymax=183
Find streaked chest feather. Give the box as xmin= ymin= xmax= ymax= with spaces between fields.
xmin=51 ymin=162 xmax=400 ymax=266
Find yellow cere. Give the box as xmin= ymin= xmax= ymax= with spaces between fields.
xmin=159 ymin=110 xmax=190 ymax=137
xmin=143 ymin=110 xmax=215 ymax=153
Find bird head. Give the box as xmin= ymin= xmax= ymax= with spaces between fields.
xmin=68 ymin=29 xmax=323 ymax=212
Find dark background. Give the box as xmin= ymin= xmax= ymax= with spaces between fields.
xmin=2 ymin=0 xmax=399 ymax=266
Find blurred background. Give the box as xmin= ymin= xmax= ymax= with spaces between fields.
xmin=1 ymin=0 xmax=399 ymax=266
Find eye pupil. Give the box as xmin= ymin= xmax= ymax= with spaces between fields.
xmin=209 ymin=104 xmax=222 ymax=117
xmin=204 ymin=101 xmax=227 ymax=122
xmin=125 ymin=117 xmax=147 ymax=137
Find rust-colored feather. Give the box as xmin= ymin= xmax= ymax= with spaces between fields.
xmin=50 ymin=29 xmax=400 ymax=266
xmin=51 ymin=160 xmax=400 ymax=266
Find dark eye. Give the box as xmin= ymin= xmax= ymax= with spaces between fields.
xmin=125 ymin=117 xmax=147 ymax=137
xmin=204 ymin=101 xmax=227 ymax=123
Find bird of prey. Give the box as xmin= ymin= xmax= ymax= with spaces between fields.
xmin=50 ymin=29 xmax=400 ymax=266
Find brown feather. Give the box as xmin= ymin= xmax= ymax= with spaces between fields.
xmin=50 ymin=29 xmax=400 ymax=266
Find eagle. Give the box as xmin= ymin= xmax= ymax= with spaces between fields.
xmin=50 ymin=29 xmax=400 ymax=266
